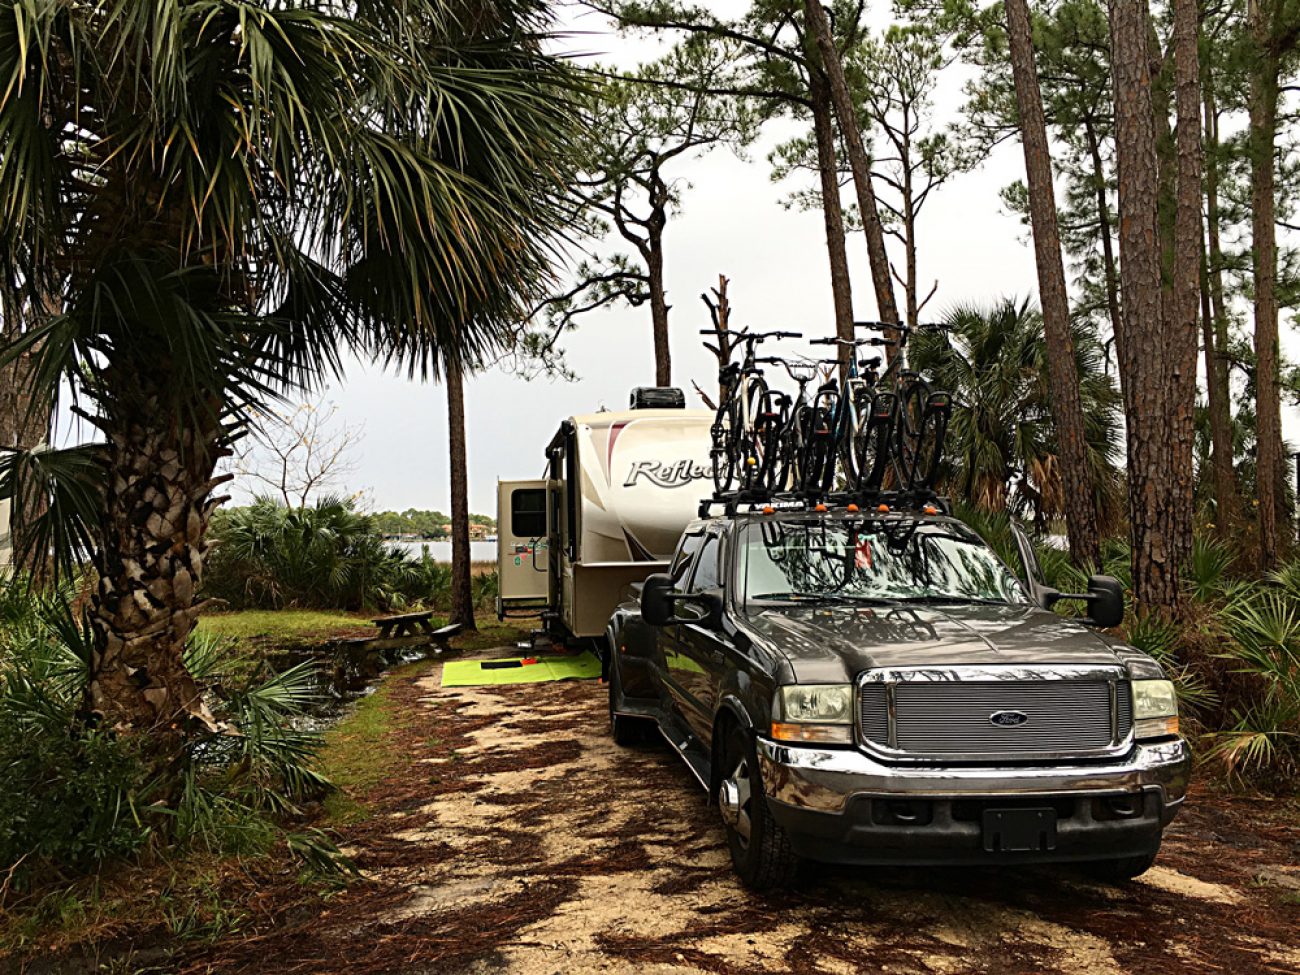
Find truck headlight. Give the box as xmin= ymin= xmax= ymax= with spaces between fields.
xmin=772 ymin=684 xmax=853 ymax=745
xmin=1132 ymin=679 xmax=1179 ymax=739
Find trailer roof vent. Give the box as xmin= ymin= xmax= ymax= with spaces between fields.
xmin=630 ymin=386 xmax=686 ymax=410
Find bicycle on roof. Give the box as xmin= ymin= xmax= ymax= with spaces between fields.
xmin=853 ymin=321 xmax=953 ymax=493
xmin=701 ymin=327 xmax=803 ymax=495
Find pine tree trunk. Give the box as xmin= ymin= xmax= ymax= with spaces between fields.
xmin=648 ymin=238 xmax=671 ymax=388
xmin=446 ymin=361 xmax=477 ymax=631
xmin=86 ymin=375 xmax=227 ymax=766
xmin=1168 ymin=0 xmax=1204 ymax=577
xmin=1201 ymin=76 xmax=1241 ymax=522
xmin=1005 ymin=0 xmax=1102 ymax=569
xmin=1108 ymin=0 xmax=1180 ymax=614
xmin=802 ymin=0 xmax=900 ymax=328
xmin=1248 ymin=0 xmax=1283 ymax=568
xmin=809 ymin=68 xmax=856 ymax=369
xmin=1084 ymin=119 xmax=1124 ymax=367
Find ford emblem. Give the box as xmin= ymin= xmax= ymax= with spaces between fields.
xmin=989 ymin=710 xmax=1029 ymax=728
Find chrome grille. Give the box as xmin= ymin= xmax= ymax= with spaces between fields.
xmin=860 ymin=683 xmax=889 ymax=743
xmin=858 ymin=675 xmax=1131 ymax=760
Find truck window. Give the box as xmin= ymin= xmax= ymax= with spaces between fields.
xmin=670 ymin=532 xmax=704 ymax=585
xmin=688 ymin=533 xmax=722 ymax=592
xmin=510 ymin=488 xmax=547 ymax=538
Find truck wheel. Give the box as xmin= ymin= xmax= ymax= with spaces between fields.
xmin=717 ymin=723 xmax=800 ymax=890
xmin=608 ymin=656 xmax=651 ymax=746
xmin=1081 ymin=850 xmax=1159 ymax=882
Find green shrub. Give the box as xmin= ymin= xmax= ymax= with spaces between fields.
xmin=0 ymin=707 xmax=151 ymax=877
xmin=0 ymin=579 xmax=346 ymax=891
xmin=204 ymin=496 xmax=447 ymax=611
xmin=1208 ymin=587 xmax=1300 ymax=784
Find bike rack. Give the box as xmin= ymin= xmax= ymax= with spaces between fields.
xmin=697 ymin=489 xmax=951 ymax=520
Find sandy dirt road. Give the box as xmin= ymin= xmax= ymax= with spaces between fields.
xmin=185 ymin=656 xmax=1300 ymax=975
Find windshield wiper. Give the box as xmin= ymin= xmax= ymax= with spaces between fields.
xmin=751 ymin=592 xmax=894 ymax=606
xmin=893 ymin=595 xmax=1007 ymax=606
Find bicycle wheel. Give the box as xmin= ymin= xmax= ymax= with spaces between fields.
xmin=892 ymin=376 xmax=930 ymax=491
xmin=777 ymin=405 xmax=809 ymax=493
xmin=711 ymin=396 xmax=739 ymax=494
xmin=766 ymin=394 xmax=795 ymax=492
xmin=741 ymin=379 xmax=777 ymax=493
xmin=836 ymin=393 xmax=864 ymax=491
xmin=802 ymin=387 xmax=839 ymax=496
xmin=912 ymin=389 xmax=951 ymax=491
xmin=855 ymin=390 xmax=895 ymax=491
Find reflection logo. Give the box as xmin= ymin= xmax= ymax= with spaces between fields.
xmin=989 ymin=710 xmax=1029 ymax=728
xmin=624 ymin=460 xmax=709 ymax=489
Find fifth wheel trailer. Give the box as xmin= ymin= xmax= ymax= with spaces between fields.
xmin=497 ymin=389 xmax=713 ymax=645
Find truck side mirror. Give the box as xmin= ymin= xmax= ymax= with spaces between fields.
xmin=1046 ymin=574 xmax=1125 ymax=628
xmin=1085 ymin=575 xmax=1125 ymax=629
xmin=641 ymin=573 xmax=676 ymax=627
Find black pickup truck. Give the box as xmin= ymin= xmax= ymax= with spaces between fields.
xmin=605 ymin=505 xmax=1190 ymax=890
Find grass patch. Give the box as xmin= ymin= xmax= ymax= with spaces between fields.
xmin=318 ymin=660 xmax=431 ymax=825
xmin=197 ymin=609 xmax=371 ymax=645
xmin=452 ymin=622 xmax=532 ymax=652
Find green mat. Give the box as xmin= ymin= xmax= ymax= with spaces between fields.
xmin=441 ymin=650 xmax=602 ymax=687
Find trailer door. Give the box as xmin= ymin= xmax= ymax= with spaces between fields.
xmin=497 ymin=480 xmax=552 ymax=619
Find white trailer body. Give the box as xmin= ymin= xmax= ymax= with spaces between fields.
xmin=498 ymin=403 xmax=713 ymax=641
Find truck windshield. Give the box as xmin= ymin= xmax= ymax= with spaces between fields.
xmin=742 ymin=519 xmax=1028 ymax=606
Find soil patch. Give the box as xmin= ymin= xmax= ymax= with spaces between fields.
xmin=165 ymin=653 xmax=1299 ymax=975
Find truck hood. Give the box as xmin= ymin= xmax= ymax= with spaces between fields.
xmin=741 ymin=602 xmax=1125 ymax=683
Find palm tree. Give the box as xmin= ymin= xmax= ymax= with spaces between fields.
xmin=0 ymin=0 xmax=574 ymax=767
xmin=911 ymin=298 xmax=1123 ymax=540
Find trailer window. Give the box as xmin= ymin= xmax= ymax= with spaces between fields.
xmin=510 ymin=488 xmax=547 ymax=539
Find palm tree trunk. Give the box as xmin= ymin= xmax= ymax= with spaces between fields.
xmin=1169 ymin=0 xmax=1204 ymax=577
xmin=86 ymin=378 xmax=227 ymax=765
xmin=446 ymin=361 xmax=477 ymax=631
xmin=1248 ymin=0 xmax=1283 ymax=569
xmin=1 ymin=288 xmax=57 ymax=571
xmin=1005 ymin=0 xmax=1102 ymax=569
xmin=1108 ymin=0 xmax=1180 ymax=615
xmin=809 ymin=68 xmax=856 ymax=369
xmin=802 ymin=0 xmax=900 ymax=329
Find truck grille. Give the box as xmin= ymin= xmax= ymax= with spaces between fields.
xmin=858 ymin=677 xmax=1132 ymax=760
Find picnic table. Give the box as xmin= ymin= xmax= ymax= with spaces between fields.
xmin=371 ymin=610 xmax=441 ymax=640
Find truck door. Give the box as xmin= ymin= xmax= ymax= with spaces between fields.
xmin=670 ymin=530 xmax=733 ymax=743
xmin=496 ymin=480 xmax=551 ymax=619
xmin=670 ymin=530 xmax=726 ymax=741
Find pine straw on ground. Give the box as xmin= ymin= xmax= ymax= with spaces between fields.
xmin=52 ymin=654 xmax=1300 ymax=975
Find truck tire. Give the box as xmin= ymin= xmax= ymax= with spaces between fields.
xmin=1081 ymin=850 xmax=1159 ymax=882
xmin=717 ymin=723 xmax=800 ymax=890
xmin=608 ymin=656 xmax=652 ymax=747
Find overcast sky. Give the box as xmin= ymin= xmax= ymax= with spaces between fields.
xmin=228 ymin=1 xmax=1299 ymax=517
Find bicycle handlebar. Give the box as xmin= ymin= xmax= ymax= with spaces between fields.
xmin=699 ymin=328 xmax=802 ymax=341
xmin=810 ymin=336 xmax=896 ymax=347
xmin=854 ymin=320 xmax=949 ymax=333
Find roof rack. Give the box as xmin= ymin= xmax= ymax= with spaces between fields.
xmin=697 ymin=489 xmax=951 ymax=519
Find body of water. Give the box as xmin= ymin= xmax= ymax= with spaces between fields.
xmin=387 ymin=539 xmax=498 ymax=563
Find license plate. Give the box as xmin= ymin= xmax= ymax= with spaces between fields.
xmin=982 ymin=808 xmax=1057 ymax=853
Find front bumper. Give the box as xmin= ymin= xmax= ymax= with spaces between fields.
xmin=756 ymin=737 xmax=1191 ymax=866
